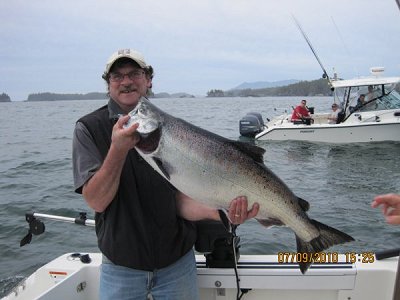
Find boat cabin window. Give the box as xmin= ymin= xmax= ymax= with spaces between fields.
xmin=378 ymin=89 xmax=400 ymax=109
xmin=337 ymin=83 xmax=400 ymax=113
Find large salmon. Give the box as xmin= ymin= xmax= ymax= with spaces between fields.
xmin=125 ymin=97 xmax=354 ymax=273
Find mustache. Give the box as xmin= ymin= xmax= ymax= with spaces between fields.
xmin=120 ymin=85 xmax=136 ymax=93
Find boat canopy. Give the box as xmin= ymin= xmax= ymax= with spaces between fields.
xmin=331 ymin=77 xmax=400 ymax=88
xmin=332 ymin=76 xmax=400 ymax=114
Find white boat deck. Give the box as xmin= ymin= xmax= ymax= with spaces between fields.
xmin=3 ymin=253 xmax=398 ymax=300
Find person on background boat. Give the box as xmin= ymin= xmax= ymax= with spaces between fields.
xmin=350 ymin=94 xmax=366 ymax=113
xmin=72 ymin=48 xmax=259 ymax=300
xmin=327 ymin=103 xmax=341 ymax=124
xmin=291 ymin=99 xmax=313 ymax=124
xmin=371 ymin=193 xmax=400 ymax=225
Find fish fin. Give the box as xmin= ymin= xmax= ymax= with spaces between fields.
xmin=295 ymin=220 xmax=354 ymax=274
xmin=230 ymin=141 xmax=266 ymax=164
xmin=152 ymin=157 xmax=170 ymax=180
xmin=298 ymin=197 xmax=310 ymax=211
xmin=256 ymin=217 xmax=284 ymax=227
xmin=295 ymin=235 xmax=315 ymax=274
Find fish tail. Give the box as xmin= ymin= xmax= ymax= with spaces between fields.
xmin=295 ymin=219 xmax=354 ymax=274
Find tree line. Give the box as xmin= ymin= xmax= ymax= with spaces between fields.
xmin=3 ymin=79 xmax=400 ymax=101
xmin=0 ymin=93 xmax=11 ymax=102
xmin=207 ymin=78 xmax=333 ymax=97
xmin=26 ymin=92 xmax=107 ymax=101
xmin=208 ymin=79 xmax=400 ymax=97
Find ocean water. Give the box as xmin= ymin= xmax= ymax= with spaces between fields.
xmin=1 ymin=97 xmax=399 ymax=297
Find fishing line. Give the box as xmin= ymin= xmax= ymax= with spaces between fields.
xmin=330 ymin=16 xmax=358 ymax=77
xmin=231 ymin=225 xmax=250 ymax=300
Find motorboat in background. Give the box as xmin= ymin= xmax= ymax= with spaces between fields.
xmin=239 ymin=68 xmax=400 ymax=143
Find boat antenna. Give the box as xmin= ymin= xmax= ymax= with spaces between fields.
xmin=292 ymin=15 xmax=332 ymax=87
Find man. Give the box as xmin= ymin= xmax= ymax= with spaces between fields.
xmin=355 ymin=94 xmax=366 ymax=111
xmin=72 ymin=49 xmax=259 ymax=300
xmin=327 ymin=103 xmax=341 ymax=124
xmin=291 ymin=99 xmax=312 ymax=123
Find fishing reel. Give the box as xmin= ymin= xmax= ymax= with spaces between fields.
xmin=19 ymin=212 xmax=91 ymax=247
xmin=195 ymin=220 xmax=240 ymax=268
xmin=20 ymin=213 xmax=46 ymax=247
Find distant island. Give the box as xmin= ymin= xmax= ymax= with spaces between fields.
xmin=22 ymin=78 xmax=332 ymax=102
xmin=207 ymin=78 xmax=333 ymax=97
xmin=4 ymin=78 xmax=399 ymax=101
xmin=232 ymin=79 xmax=300 ymax=90
xmin=0 ymin=93 xmax=11 ymax=102
xmin=24 ymin=91 xmax=196 ymax=102
xmin=26 ymin=92 xmax=108 ymax=102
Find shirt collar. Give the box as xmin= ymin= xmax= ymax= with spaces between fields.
xmin=107 ymin=98 xmax=125 ymax=121
xmin=107 ymin=96 xmax=147 ymax=121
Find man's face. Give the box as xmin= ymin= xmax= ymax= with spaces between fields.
xmin=108 ymin=64 xmax=152 ymax=113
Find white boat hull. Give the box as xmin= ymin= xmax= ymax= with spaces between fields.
xmin=3 ymin=253 xmax=398 ymax=300
xmin=256 ymin=122 xmax=400 ymax=143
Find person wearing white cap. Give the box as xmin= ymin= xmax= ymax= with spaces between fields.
xmin=72 ymin=49 xmax=259 ymax=299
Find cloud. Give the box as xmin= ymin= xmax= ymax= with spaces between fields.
xmin=1 ymin=0 xmax=400 ymax=100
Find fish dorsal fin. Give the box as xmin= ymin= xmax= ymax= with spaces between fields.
xmin=230 ymin=141 xmax=265 ymax=163
xmin=298 ymin=197 xmax=310 ymax=211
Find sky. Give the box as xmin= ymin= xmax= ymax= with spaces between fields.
xmin=1 ymin=0 xmax=400 ymax=101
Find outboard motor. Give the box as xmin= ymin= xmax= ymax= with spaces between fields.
xmin=239 ymin=112 xmax=265 ymax=137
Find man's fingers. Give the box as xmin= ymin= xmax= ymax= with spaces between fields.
xmin=247 ymin=202 xmax=260 ymax=219
xmin=386 ymin=215 xmax=400 ymax=225
xmin=117 ymin=115 xmax=130 ymax=126
xmin=373 ymin=194 xmax=400 ymax=207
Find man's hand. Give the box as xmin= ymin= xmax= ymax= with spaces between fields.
xmin=111 ymin=115 xmax=140 ymax=154
xmin=228 ymin=196 xmax=260 ymax=225
xmin=372 ymin=193 xmax=400 ymax=225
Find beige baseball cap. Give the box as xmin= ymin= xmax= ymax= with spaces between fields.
xmin=103 ymin=49 xmax=148 ymax=76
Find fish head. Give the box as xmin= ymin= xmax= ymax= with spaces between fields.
xmin=124 ymin=98 xmax=160 ymax=137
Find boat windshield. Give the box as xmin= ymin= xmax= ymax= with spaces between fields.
xmin=334 ymin=83 xmax=400 ymax=114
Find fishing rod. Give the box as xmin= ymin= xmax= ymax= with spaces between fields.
xmin=20 ymin=212 xmax=95 ymax=247
xmin=291 ymin=15 xmax=333 ymax=88
xmin=21 ymin=212 xmax=400 ymax=261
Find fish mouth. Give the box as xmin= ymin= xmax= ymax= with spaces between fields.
xmin=136 ymin=127 xmax=161 ymax=154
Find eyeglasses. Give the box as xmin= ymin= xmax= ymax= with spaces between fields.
xmin=109 ymin=70 xmax=145 ymax=82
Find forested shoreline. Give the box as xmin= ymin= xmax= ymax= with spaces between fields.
xmin=3 ymin=78 xmax=400 ymax=101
